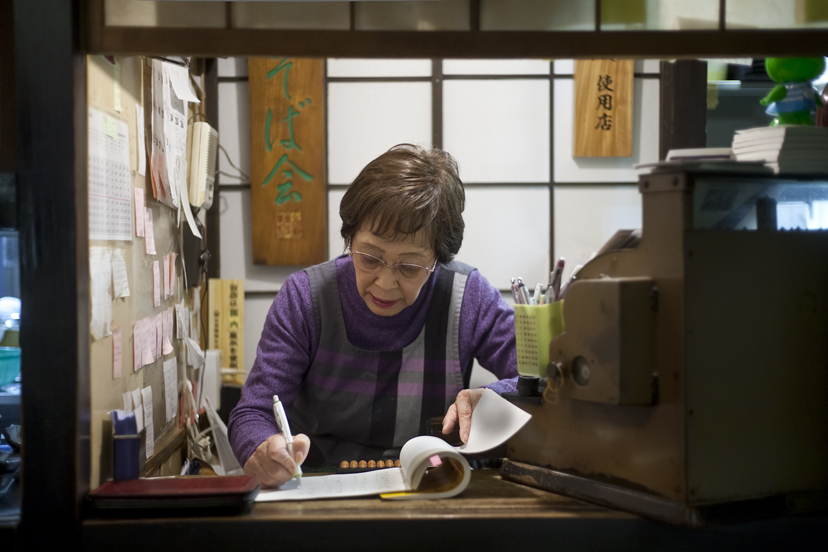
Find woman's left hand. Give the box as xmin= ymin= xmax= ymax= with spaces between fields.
xmin=442 ymin=388 xmax=485 ymax=443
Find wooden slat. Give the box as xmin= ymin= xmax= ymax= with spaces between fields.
xmin=88 ymin=27 xmax=828 ymax=59
xmin=248 ymin=58 xmax=326 ymax=266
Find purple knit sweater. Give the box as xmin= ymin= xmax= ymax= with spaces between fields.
xmin=228 ymin=256 xmax=518 ymax=467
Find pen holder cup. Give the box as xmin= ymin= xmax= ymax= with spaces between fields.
xmin=514 ymin=301 xmax=565 ymax=378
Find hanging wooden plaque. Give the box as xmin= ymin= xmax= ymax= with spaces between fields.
xmin=573 ymin=59 xmax=634 ymax=157
xmin=248 ymin=58 xmax=326 ymax=265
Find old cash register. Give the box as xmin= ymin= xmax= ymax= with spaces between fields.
xmin=501 ymin=166 xmax=828 ymax=526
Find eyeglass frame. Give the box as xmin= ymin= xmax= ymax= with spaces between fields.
xmin=346 ymin=246 xmax=438 ymax=280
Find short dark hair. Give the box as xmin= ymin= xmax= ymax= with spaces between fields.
xmin=340 ymin=144 xmax=465 ymax=264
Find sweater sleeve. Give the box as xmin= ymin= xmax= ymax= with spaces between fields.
xmin=227 ymin=271 xmax=317 ymax=468
xmin=458 ymin=270 xmax=519 ymax=394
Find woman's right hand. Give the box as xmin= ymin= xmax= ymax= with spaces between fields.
xmin=243 ymin=432 xmax=310 ymax=488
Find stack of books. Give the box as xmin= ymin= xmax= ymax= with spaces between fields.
xmin=732 ymin=125 xmax=828 ymax=174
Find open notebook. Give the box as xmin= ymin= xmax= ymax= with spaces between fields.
xmin=255 ymin=389 xmax=531 ymax=502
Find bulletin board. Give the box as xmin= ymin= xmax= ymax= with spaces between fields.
xmin=87 ymin=55 xmax=199 ymax=488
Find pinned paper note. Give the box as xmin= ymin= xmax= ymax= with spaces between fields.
xmin=152 ymin=260 xmax=161 ymax=307
xmin=112 ymin=326 xmax=122 ymax=378
xmin=169 ymin=252 xmax=177 ymax=295
xmin=163 ymin=307 xmax=174 ymax=354
xmin=134 ymin=404 xmax=144 ymax=433
xmin=145 ymin=316 xmax=156 ymax=366
xmin=155 ymin=312 xmax=163 ymax=359
xmin=142 ymin=386 xmax=155 ymax=458
xmin=136 ymin=105 xmax=146 ymax=176
xmin=123 ymin=391 xmax=132 ymax=413
xmin=168 ymin=63 xmax=201 ymax=104
xmin=133 ymin=319 xmax=144 ymax=371
xmin=185 ymin=336 xmax=205 ymax=369
xmin=113 ymin=60 xmax=123 ymax=112
xmin=163 ymin=254 xmax=170 ymax=299
xmin=145 ymin=208 xmax=156 ymax=255
xmin=163 ymin=358 xmax=178 ymax=422
xmin=112 ymin=249 xmax=130 ymax=298
xmin=176 ymin=304 xmax=189 ymax=340
xmin=134 ymin=188 xmax=145 ymax=236
xmin=90 ymin=247 xmax=112 ymax=339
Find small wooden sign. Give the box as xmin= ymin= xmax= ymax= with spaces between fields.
xmin=248 ymin=58 xmax=327 ymax=265
xmin=208 ymin=279 xmax=244 ymax=385
xmin=574 ymin=59 xmax=634 ymax=157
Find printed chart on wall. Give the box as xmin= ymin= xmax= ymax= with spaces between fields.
xmin=89 ymin=107 xmax=133 ymax=241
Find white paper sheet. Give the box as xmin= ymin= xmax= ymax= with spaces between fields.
xmin=145 ymin=208 xmax=156 ymax=255
xmin=114 ymin=60 xmax=123 ymax=113
xmin=163 ymin=357 xmax=178 ymax=423
xmin=122 ymin=391 xmax=132 ymax=413
xmin=175 ymin=304 xmax=188 ymax=340
xmin=88 ymin=108 xmax=132 ymax=241
xmin=457 ymin=389 xmax=532 ymax=455
xmin=134 ymin=404 xmax=144 ymax=433
xmin=111 ymin=249 xmax=130 ymax=298
xmin=169 ymin=252 xmax=177 ymax=294
xmin=151 ymin=60 xmax=176 ymax=209
xmin=132 ymin=319 xmax=144 ymax=371
xmin=146 ymin=315 xmax=157 ymax=365
xmin=257 ymin=469 xmax=408 ymax=502
xmin=163 ymin=254 xmax=170 ymax=299
xmin=185 ymin=336 xmax=205 ymax=369
xmin=112 ymin=326 xmax=122 ymax=378
xmin=136 ymin=104 xmax=146 ymax=176
xmin=142 ymin=386 xmax=155 ymax=458
xmin=152 ymin=260 xmax=161 ymax=307
xmin=133 ymin=188 xmax=145 ymax=237
xmin=155 ymin=312 xmax=163 ymax=360
xmin=90 ymin=247 xmax=112 ymax=339
xmin=168 ymin=63 xmax=201 ymax=103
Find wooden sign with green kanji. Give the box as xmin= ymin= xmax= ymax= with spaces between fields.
xmin=248 ymin=58 xmax=326 ymax=265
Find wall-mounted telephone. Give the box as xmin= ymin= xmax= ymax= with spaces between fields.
xmin=188 ymin=122 xmax=218 ymax=210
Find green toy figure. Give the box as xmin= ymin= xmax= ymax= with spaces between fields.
xmin=760 ymin=57 xmax=825 ymax=126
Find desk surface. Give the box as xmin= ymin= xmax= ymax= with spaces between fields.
xmin=82 ymin=471 xmax=828 ymax=552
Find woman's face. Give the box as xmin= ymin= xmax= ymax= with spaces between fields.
xmin=350 ymin=223 xmax=436 ymax=317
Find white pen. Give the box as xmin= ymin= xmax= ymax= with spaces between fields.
xmin=273 ymin=394 xmax=303 ymax=483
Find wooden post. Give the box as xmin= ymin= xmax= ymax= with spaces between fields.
xmin=248 ymin=58 xmax=327 ymax=266
xmin=574 ymin=59 xmax=634 ymax=157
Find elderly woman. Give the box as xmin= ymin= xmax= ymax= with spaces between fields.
xmin=229 ymin=144 xmax=518 ymax=487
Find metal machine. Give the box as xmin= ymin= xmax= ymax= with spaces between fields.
xmin=501 ymin=167 xmax=828 ymax=525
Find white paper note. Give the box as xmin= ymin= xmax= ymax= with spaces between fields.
xmin=151 ymin=60 xmax=175 ymax=208
xmin=163 ymin=254 xmax=170 ymax=299
xmin=145 ymin=316 xmax=156 ymax=365
xmin=122 ymin=391 xmax=132 ymax=413
xmin=90 ymin=247 xmax=112 ymax=339
xmin=169 ymin=252 xmax=177 ymax=295
xmin=111 ymin=249 xmax=130 ymax=298
xmin=142 ymin=386 xmax=154 ymax=458
xmin=114 ymin=60 xmax=123 ymax=112
xmin=134 ymin=188 xmax=145 ymax=236
xmin=163 ymin=307 xmax=174 ymax=354
xmin=168 ymin=63 xmax=201 ymax=103
xmin=112 ymin=326 xmax=122 ymax=378
xmin=134 ymin=404 xmax=144 ymax=433
xmin=185 ymin=336 xmax=205 ymax=369
xmin=152 ymin=260 xmax=161 ymax=307
xmin=132 ymin=319 xmax=143 ymax=371
xmin=155 ymin=312 xmax=163 ymax=359
xmin=136 ymin=104 xmax=146 ymax=176
xmin=163 ymin=357 xmax=178 ymax=422
xmin=457 ymin=389 xmax=533 ymax=455
xmin=88 ymin=108 xmax=132 ymax=241
xmin=145 ymin=208 xmax=156 ymax=255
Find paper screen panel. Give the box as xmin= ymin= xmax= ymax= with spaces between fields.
xmin=554 ymin=186 xmax=642 ymax=280
xmin=443 ymin=59 xmax=551 ymax=75
xmin=217 ymin=81 xmax=251 ymax=182
xmin=443 ymin=79 xmax=550 ymax=183
xmin=459 ymin=186 xmax=550 ymax=291
xmin=327 ymin=82 xmax=432 ymax=184
xmin=327 ymin=59 xmax=432 ymax=78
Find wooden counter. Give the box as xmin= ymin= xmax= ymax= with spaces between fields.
xmin=81 ymin=471 xmax=828 ymax=552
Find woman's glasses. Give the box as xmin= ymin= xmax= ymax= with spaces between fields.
xmin=348 ymin=249 xmax=437 ymax=281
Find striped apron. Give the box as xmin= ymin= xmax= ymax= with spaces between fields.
xmin=289 ymin=258 xmax=473 ymax=468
